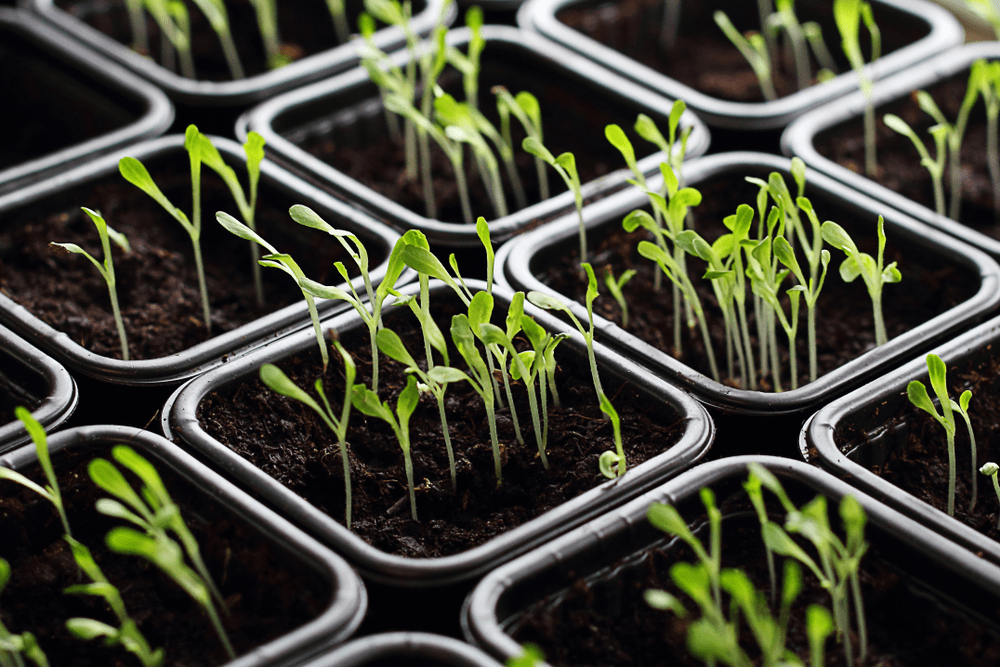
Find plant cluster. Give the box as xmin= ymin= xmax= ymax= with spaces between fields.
xmin=238 ymin=212 xmax=617 ymax=524
xmin=0 ymin=409 xmax=231 ymax=666
xmin=120 ymin=0 xmax=359 ymax=80
xmin=884 ymin=58 xmax=1000 ymax=220
xmin=604 ymin=149 xmax=900 ymax=392
xmin=645 ymin=463 xmax=869 ymax=667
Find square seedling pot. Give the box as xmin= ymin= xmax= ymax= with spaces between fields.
xmin=0 ymin=7 xmax=173 ymax=196
xmin=0 ymin=134 xmax=403 ymax=389
xmin=516 ymin=0 xmax=962 ymax=134
xmin=24 ymin=0 xmax=455 ymax=110
xmin=497 ymin=151 xmax=1000 ymax=454
xmin=240 ymin=25 xmax=710 ymax=248
xmin=161 ymin=279 xmax=714 ymax=598
xmin=804 ymin=313 xmax=1000 ymax=570
xmin=783 ymin=42 xmax=1000 ymax=266
xmin=0 ymin=324 xmax=76 ymax=454
xmin=0 ymin=424 xmax=367 ymax=667
xmin=462 ymin=456 xmax=1000 ymax=666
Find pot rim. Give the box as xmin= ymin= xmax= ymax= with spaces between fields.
xmin=298 ymin=631 xmax=502 ymax=667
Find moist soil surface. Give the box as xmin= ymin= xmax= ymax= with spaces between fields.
xmin=54 ymin=0 xmax=420 ymax=82
xmin=555 ymin=0 xmax=926 ymax=104
xmin=506 ymin=491 xmax=1000 ymax=666
xmin=0 ymin=151 xmax=375 ymax=360
xmin=0 ymin=443 xmax=330 ymax=667
xmin=816 ymin=74 xmax=1000 ymax=240
xmin=197 ymin=292 xmax=691 ymax=558
xmin=537 ymin=171 xmax=979 ymax=391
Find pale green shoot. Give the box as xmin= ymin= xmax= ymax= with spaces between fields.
xmin=820 ymin=216 xmax=900 ymax=346
xmin=0 ymin=408 xmax=70 ymax=536
xmin=603 ymin=266 xmax=636 ymax=329
xmin=494 ymin=88 xmax=549 ymax=200
xmin=143 ymin=0 xmax=194 ymax=78
xmin=446 ymin=7 xmax=485 ymax=111
xmin=774 ymin=229 xmax=830 ymax=383
xmin=974 ymin=60 xmax=1000 ymax=218
xmin=189 ymin=0 xmax=243 ymax=78
xmin=743 ymin=472 xmax=778 ymax=604
xmin=260 ymin=346 xmax=356 ymax=525
xmin=326 ymin=0 xmax=350 ymax=44
xmin=648 ymin=487 xmax=723 ymax=607
xmin=634 ymin=102 xmax=692 ymax=179
xmin=980 ymin=462 xmax=1000 ymax=529
xmin=807 ymin=605 xmax=835 ymax=667
xmin=50 ymin=208 xmax=131 ymax=361
xmin=124 ymin=0 xmax=147 ymax=54
xmin=769 ymin=0 xmax=811 ymax=92
xmin=746 ymin=237 xmax=802 ymax=390
xmin=120 ymin=125 xmax=211 ymax=334
xmin=506 ymin=644 xmax=545 ymax=667
xmin=596 ymin=393 xmax=626 ymax=479
xmin=835 ymin=0 xmax=881 ymax=176
xmin=0 ymin=558 xmax=49 ymax=667
xmin=451 ymin=313 xmax=503 ymax=485
xmin=248 ymin=0 xmax=287 ymax=69
xmin=803 ymin=21 xmax=838 ymax=78
xmin=965 ymin=0 xmax=1000 ymax=38
xmin=523 ymin=137 xmax=586 ymax=262
xmin=436 ymin=94 xmax=508 ymax=218
xmin=714 ymin=11 xmax=776 ymax=101
xmin=351 ymin=375 xmax=420 ymax=519
xmin=357 ymin=12 xmax=408 ymax=146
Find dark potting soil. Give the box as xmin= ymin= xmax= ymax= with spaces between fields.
xmin=539 ymin=171 xmax=979 ymax=391
xmin=506 ymin=493 xmax=1000 ymax=667
xmin=197 ymin=293 xmax=687 ymax=558
xmin=834 ymin=352 xmax=1000 ymax=543
xmin=0 ymin=443 xmax=329 ymax=667
xmin=0 ymin=28 xmax=140 ymax=171
xmin=555 ymin=0 xmax=926 ymax=104
xmin=54 ymin=0 xmax=424 ymax=82
xmin=293 ymin=45 xmax=660 ymax=227
xmin=0 ymin=151 xmax=376 ymax=360
xmin=815 ymin=74 xmax=1000 ymax=240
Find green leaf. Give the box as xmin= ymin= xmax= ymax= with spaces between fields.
xmin=216 ymin=211 xmax=275 ymax=253
xmin=820 ymin=221 xmax=857 ymax=253
xmin=468 ymin=291 xmax=495 ymax=335
xmin=260 ymin=364 xmax=324 ymax=415
xmin=66 ymin=618 xmax=117 ymax=641
xmin=644 ymin=589 xmax=687 ymax=616
xmin=376 ymin=328 xmax=418 ymax=369
xmin=427 ymin=366 xmax=469 ymax=384
xmin=838 ymin=256 xmax=862 ymax=283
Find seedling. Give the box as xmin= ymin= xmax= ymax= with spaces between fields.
xmin=0 ymin=408 xmax=70 ymax=536
xmin=980 ymin=462 xmax=1000 ymax=529
xmin=0 ymin=558 xmax=48 ymax=667
xmin=189 ymin=0 xmax=243 ymax=79
xmin=446 ymin=7 xmax=485 ymax=111
xmin=436 ymin=94 xmax=508 ymax=218
xmin=50 ymin=208 xmax=131 ymax=361
xmin=882 ymin=113 xmax=947 ymax=217
xmin=248 ymin=0 xmax=288 ymax=69
xmin=596 ymin=392 xmax=626 ymax=479
xmin=603 ymin=266 xmax=636 ymax=329
xmin=260 ymin=343 xmax=356 ymax=525
xmin=769 ymin=0 xmax=811 ymax=92
xmin=974 ymin=60 xmax=1000 ymax=219
xmin=803 ymin=21 xmax=838 ymax=79
xmin=747 ymin=237 xmax=802 ymax=391
xmin=326 ymin=0 xmax=351 ymax=44
xmin=494 ymin=88 xmax=549 ymax=200
xmin=352 ymin=375 xmax=421 ymax=519
xmin=784 ymin=198 xmax=832 ymax=383
xmin=965 ymin=0 xmax=1000 ymax=39
xmin=807 ymin=604 xmax=835 ymax=667
xmin=714 ymin=11 xmax=776 ymax=101
xmin=907 ymin=353 xmax=977 ymax=516
xmin=523 ymin=137 xmax=586 ymax=262
xmin=506 ymin=644 xmax=545 ymax=667
xmin=120 ymin=125 xmax=212 ymax=335
xmin=820 ymin=216 xmax=900 ymax=346
xmin=648 ymin=488 xmax=723 ymax=607
xmin=834 ymin=0 xmax=881 ymax=176
xmin=144 ymin=0 xmax=195 ymax=78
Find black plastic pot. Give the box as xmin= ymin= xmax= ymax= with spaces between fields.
xmin=783 ymin=42 xmax=1000 ymax=265
xmin=497 ymin=150 xmax=1000 ymax=454
xmin=25 ymin=0 xmax=455 ymax=111
xmin=162 ymin=279 xmax=714 ymax=594
xmin=803 ymin=314 xmax=1000 ymax=569
xmin=0 ymin=324 xmax=76 ymax=454
xmin=516 ymin=0 xmax=962 ymax=136
xmin=0 ymin=7 xmax=173 ymax=196
xmin=0 ymin=424 xmax=367 ymax=667
xmin=462 ymin=455 xmax=1000 ymax=665
xmin=240 ymin=25 xmax=710 ymax=249
xmin=300 ymin=632 xmax=503 ymax=667
xmin=0 ymin=133 xmax=404 ymax=389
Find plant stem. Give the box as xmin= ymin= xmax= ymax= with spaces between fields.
xmin=989 ymin=108 xmax=1000 ymax=221
xmin=864 ymin=103 xmax=877 ymax=177
xmin=404 ymin=449 xmax=417 ymax=520
xmin=872 ymin=293 xmax=887 ymax=346
xmin=808 ymin=304 xmax=818 ymax=382
xmin=436 ymin=397 xmax=457 ymax=492
xmin=947 ymin=429 xmax=957 ymax=516
xmin=192 ymin=242 xmax=211 ymax=336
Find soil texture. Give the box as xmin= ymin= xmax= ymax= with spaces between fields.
xmin=537 ymin=170 xmax=979 ymax=391
xmin=0 ymin=443 xmax=330 ymax=667
xmin=506 ymin=487 xmax=1000 ymax=666
xmin=0 ymin=151 xmax=379 ymax=360
xmin=197 ymin=291 xmax=690 ymax=558
xmin=816 ymin=74 xmax=1000 ymax=240
xmin=555 ymin=0 xmax=926 ymax=103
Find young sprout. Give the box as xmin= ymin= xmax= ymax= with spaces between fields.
xmin=50 ymin=208 xmax=131 ymax=361
xmin=446 ymin=7 xmax=485 ymax=111
xmin=802 ymin=21 xmax=838 ymax=78
xmin=124 ymin=0 xmax=147 ymax=54
xmin=603 ymin=266 xmax=636 ymax=329
xmin=746 ymin=237 xmax=802 ymax=390
xmin=714 ymin=11 xmax=776 ymax=101
xmin=494 ymin=88 xmax=549 ymax=200
xmin=144 ymin=0 xmax=195 ymax=77
xmin=807 ymin=605 xmax=835 ymax=667
xmin=820 ymin=216 xmax=900 ymax=347
xmin=974 ymin=60 xmax=1000 ymax=219
xmin=506 ymin=644 xmax=545 ymax=667
xmin=326 ymin=0 xmax=351 ymax=44
xmin=0 ymin=559 xmax=49 ymax=667
xmin=980 ymin=462 xmax=1000 ymax=529
xmin=120 ymin=125 xmax=212 ymax=335
xmin=834 ymin=0 xmax=881 ymax=176
xmin=522 ymin=138 xmax=586 ymax=262
xmin=596 ymin=393 xmax=626 ymax=479
xmin=259 ymin=344 xmax=356 ymax=525
xmin=882 ymin=112 xmax=948 ymax=217
xmin=907 ymin=353 xmax=977 ymax=516
xmin=648 ymin=488 xmax=723 ymax=607
xmin=769 ymin=0 xmax=811 ymax=92
xmin=0 ymin=408 xmax=71 ymax=536
xmin=436 ymin=94 xmax=508 ymax=218
xmin=248 ymin=0 xmax=288 ymax=69
xmin=189 ymin=0 xmax=244 ymax=79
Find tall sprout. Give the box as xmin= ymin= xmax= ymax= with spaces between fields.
xmin=834 ymin=0 xmax=881 ymax=177
xmin=190 ymin=0 xmax=244 ymax=78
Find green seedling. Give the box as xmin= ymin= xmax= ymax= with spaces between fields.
xmin=506 ymin=643 xmax=545 ymax=667
xmin=974 ymin=60 xmax=1000 ymax=219
xmin=907 ymin=353 xmax=976 ymax=516
xmin=882 ymin=113 xmax=946 ymax=217
xmin=747 ymin=237 xmax=802 ymax=391
xmin=197 ymin=130 xmax=267 ymax=305
xmin=248 ymin=0 xmax=289 ymax=69
xmin=120 ymin=125 xmax=212 ymax=334
xmin=835 ymin=0 xmax=881 ymax=176
xmin=648 ymin=487 xmax=723 ymax=607
xmin=807 ymin=604 xmax=835 ymax=667
xmin=803 ymin=21 xmax=838 ymax=79
xmin=523 ymin=137 xmax=586 ymax=262
xmin=635 ymin=103 xmax=692 ymax=181
xmin=603 ymin=266 xmax=636 ymax=329
xmin=0 ymin=408 xmax=70 ymax=536
xmin=352 ymin=375 xmax=422 ymax=519
xmin=436 ymin=94 xmax=508 ymax=218
xmin=714 ymin=11 xmax=776 ymax=101
xmin=189 ymin=0 xmax=243 ymax=79
xmin=446 ymin=7 xmax=485 ymax=111
xmin=144 ymin=0 xmax=195 ymax=77
xmin=515 ymin=312 xmax=568 ymax=442
xmin=260 ymin=344 xmax=356 ymax=525
xmin=494 ymin=88 xmax=549 ymax=200
xmin=785 ymin=197 xmax=832 ymax=383
xmin=50 ymin=208 xmax=131 ymax=361
xmin=965 ymin=0 xmax=1000 ymax=38
xmin=596 ymin=392 xmax=626 ymax=479
xmin=820 ymin=216 xmax=900 ymax=346
xmin=768 ymin=0 xmax=811 ymax=92
xmin=326 ymin=0 xmax=350 ymax=44
xmin=981 ymin=462 xmax=1000 ymax=529
xmin=125 ymin=0 xmax=147 ymax=54
xmin=0 ymin=559 xmax=49 ymax=667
